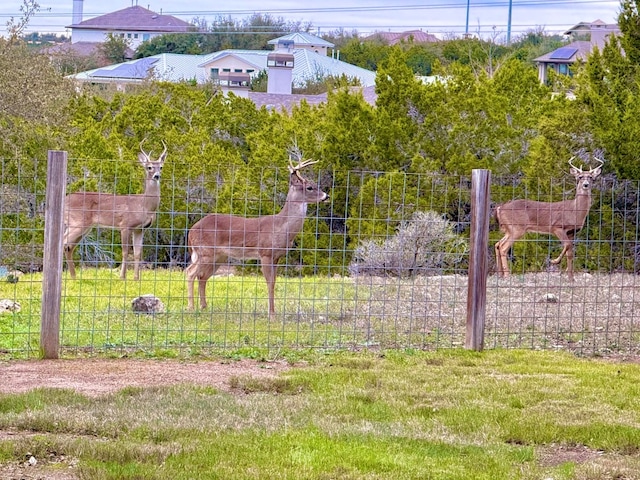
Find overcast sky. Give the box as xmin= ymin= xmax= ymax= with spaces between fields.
xmin=2 ymin=0 xmax=621 ymax=39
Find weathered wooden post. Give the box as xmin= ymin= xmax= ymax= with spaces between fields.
xmin=466 ymin=169 xmax=491 ymax=351
xmin=41 ymin=150 xmax=67 ymax=359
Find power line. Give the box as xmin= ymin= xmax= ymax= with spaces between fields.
xmin=2 ymin=0 xmax=618 ymax=35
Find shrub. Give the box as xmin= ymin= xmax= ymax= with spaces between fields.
xmin=348 ymin=210 xmax=468 ymax=277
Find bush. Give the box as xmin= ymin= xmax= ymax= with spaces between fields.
xmin=348 ymin=211 xmax=468 ymax=277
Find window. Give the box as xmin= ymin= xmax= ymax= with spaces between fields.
xmin=558 ymin=64 xmax=569 ymax=75
xmin=210 ymin=68 xmax=219 ymax=78
xmin=127 ymin=33 xmax=132 ymax=39
xmin=143 ymin=33 xmax=150 ymax=41
xmin=222 ymin=68 xmax=231 ymax=72
xmin=134 ymin=33 xmax=139 ymax=39
xmin=234 ymin=69 xmax=243 ymax=73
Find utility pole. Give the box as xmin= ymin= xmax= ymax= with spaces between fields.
xmin=507 ymin=0 xmax=513 ymax=44
xmin=465 ymin=0 xmax=470 ymax=38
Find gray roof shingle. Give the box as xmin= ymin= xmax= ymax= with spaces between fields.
xmin=67 ymin=5 xmax=192 ymax=32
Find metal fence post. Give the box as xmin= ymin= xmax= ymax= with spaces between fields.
xmin=41 ymin=150 xmax=67 ymax=359
xmin=466 ymin=169 xmax=491 ymax=351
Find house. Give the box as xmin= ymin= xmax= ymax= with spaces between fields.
xmin=267 ymin=32 xmax=335 ymax=55
xmin=534 ymin=20 xmax=620 ymax=84
xmin=67 ymin=32 xmax=378 ymax=108
xmin=67 ymin=3 xmax=193 ymax=49
xmin=363 ymin=30 xmax=439 ymax=45
xmin=45 ymin=1 xmax=193 ymax=60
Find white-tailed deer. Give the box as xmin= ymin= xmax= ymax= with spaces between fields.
xmin=185 ymin=157 xmax=329 ymax=318
xmin=63 ymin=141 xmax=167 ymax=280
xmin=495 ymin=158 xmax=603 ymax=280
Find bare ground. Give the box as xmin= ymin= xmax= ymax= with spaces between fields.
xmin=1 ymin=357 xmax=638 ymax=479
xmin=0 ymin=358 xmax=290 ymax=480
xmin=0 ymin=357 xmax=290 ymax=397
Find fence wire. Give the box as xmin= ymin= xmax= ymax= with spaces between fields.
xmin=1 ymin=155 xmax=639 ymax=358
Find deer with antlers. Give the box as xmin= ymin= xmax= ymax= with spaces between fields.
xmin=63 ymin=141 xmax=167 ymax=280
xmin=494 ymin=157 xmax=603 ymax=280
xmin=185 ymin=156 xmax=328 ymax=318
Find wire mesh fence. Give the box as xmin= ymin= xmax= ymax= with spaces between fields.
xmin=1 ymin=154 xmax=639 ymax=358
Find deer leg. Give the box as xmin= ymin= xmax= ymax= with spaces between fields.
xmin=185 ymin=260 xmax=198 ymax=311
xmin=260 ymin=259 xmax=278 ymax=319
xmin=197 ymin=263 xmax=216 ymax=310
xmin=131 ymin=229 xmax=144 ymax=281
xmin=550 ymin=245 xmax=569 ymax=265
xmin=185 ymin=250 xmax=217 ymax=310
xmin=120 ymin=228 xmax=131 ymax=280
xmin=550 ymin=231 xmax=575 ymax=281
xmin=62 ymin=226 xmax=90 ymax=280
xmin=495 ymin=235 xmax=514 ymax=278
xmin=565 ymin=243 xmax=575 ymax=281
xmin=494 ymin=239 xmax=504 ymax=277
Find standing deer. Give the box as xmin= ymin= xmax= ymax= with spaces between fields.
xmin=63 ymin=141 xmax=167 ymax=280
xmin=494 ymin=158 xmax=603 ymax=280
xmin=185 ymin=157 xmax=329 ymax=318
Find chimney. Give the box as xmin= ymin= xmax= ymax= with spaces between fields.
xmin=72 ymin=0 xmax=84 ymax=25
xmin=266 ymin=39 xmax=295 ymax=95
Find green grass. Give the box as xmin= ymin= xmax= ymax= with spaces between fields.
xmin=1 ymin=350 xmax=640 ymax=479
xmin=0 ymin=268 xmax=376 ymax=357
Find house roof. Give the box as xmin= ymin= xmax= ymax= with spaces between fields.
xmin=198 ymin=49 xmax=377 ymax=87
xmin=69 ymin=49 xmax=376 ymax=87
xmin=533 ymin=41 xmax=593 ymax=63
xmin=364 ymin=30 xmax=439 ymax=45
xmin=66 ymin=5 xmax=192 ymax=33
xmin=563 ymin=19 xmax=619 ymax=36
xmin=267 ymin=32 xmax=334 ymax=48
xmin=71 ymin=53 xmax=210 ymax=83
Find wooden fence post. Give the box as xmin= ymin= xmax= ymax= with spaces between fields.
xmin=465 ymin=169 xmax=491 ymax=351
xmin=40 ymin=150 xmax=67 ymax=359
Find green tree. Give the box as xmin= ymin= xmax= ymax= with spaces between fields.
xmin=576 ymin=2 xmax=640 ymax=179
xmin=135 ymin=33 xmax=205 ymax=58
xmin=98 ymin=33 xmax=131 ymax=64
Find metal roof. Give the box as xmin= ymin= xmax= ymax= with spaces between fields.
xmin=267 ymin=32 xmax=334 ymax=48
xmin=70 ymin=49 xmax=376 ymax=87
xmin=72 ymin=53 xmax=209 ymax=83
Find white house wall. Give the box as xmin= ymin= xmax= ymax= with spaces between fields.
xmin=72 ymin=29 xmax=162 ymax=49
xmin=200 ymin=57 xmax=263 ymax=78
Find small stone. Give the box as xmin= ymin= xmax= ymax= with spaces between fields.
xmin=539 ymin=293 xmax=558 ymax=303
xmin=0 ymin=299 xmax=21 ymax=313
xmin=131 ymin=294 xmax=165 ymax=314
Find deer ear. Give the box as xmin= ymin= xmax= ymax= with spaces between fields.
xmin=138 ymin=152 xmax=149 ymax=164
xmin=591 ymin=166 xmax=602 ymax=178
xmin=569 ymin=167 xmax=580 ymax=176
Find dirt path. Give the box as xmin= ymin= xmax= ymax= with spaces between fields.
xmin=0 ymin=358 xmax=290 ymax=397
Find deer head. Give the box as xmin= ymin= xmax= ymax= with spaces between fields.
xmin=568 ymin=156 xmax=603 ymax=194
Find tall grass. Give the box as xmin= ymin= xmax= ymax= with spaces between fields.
xmin=1 ymin=350 xmax=640 ymax=478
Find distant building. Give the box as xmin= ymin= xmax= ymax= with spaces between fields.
xmin=534 ymin=19 xmax=620 ymax=84
xmin=67 ymin=3 xmax=193 ymax=49
xmin=267 ymin=32 xmax=334 ymax=55
xmin=363 ymin=30 xmax=439 ymax=45
xmin=67 ymin=32 xmax=378 ymax=109
xmin=44 ymin=2 xmax=194 ymax=68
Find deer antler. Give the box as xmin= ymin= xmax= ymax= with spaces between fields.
xmin=139 ymin=139 xmax=151 ymax=161
xmin=159 ymin=140 xmax=167 ymax=160
xmin=567 ymin=156 xmax=581 ymax=172
xmin=288 ymin=156 xmax=319 ymax=181
xmin=591 ymin=156 xmax=605 ymax=171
